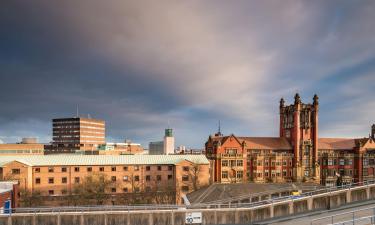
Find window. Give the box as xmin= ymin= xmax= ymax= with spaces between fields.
xmin=12 ymin=169 xmax=20 ymax=174
xmin=135 ymin=176 xmax=139 ymax=181
xmin=182 ymin=175 xmax=189 ymax=181
xmin=99 ymin=167 xmax=104 ymax=172
xmin=48 ymin=190 xmax=54 ymax=195
xmin=237 ymin=160 xmax=243 ymax=167
xmin=157 ymin=166 xmax=162 ymax=171
xmin=48 ymin=178 xmax=54 ymax=184
xmin=123 ymin=176 xmax=129 ymax=181
xmin=134 ymin=166 xmax=139 ymax=171
xmin=182 ymin=186 xmax=189 ymax=192
xmin=236 ymin=171 xmax=243 ymax=179
xmin=283 ymin=160 xmax=287 ymax=166
xmin=123 ymin=188 xmax=128 ymax=193
xmin=168 ymin=166 xmax=173 ymax=171
xmin=123 ymin=166 xmax=128 ymax=171
xmin=222 ymin=160 xmax=228 ymax=167
xmin=35 ymin=178 xmax=41 ymax=184
xmin=62 ymin=177 xmax=67 ymax=183
xmin=61 ymin=167 xmax=67 ymax=172
xmin=48 ymin=167 xmax=54 ymax=173
xmin=146 ymin=175 xmax=151 ymax=181
xmin=157 ymin=175 xmax=162 ymax=181
xmin=75 ymin=177 xmax=80 ymax=183
xmin=134 ymin=187 xmax=140 ymax=193
xmin=339 ymin=159 xmax=345 ymax=166
xmin=111 ymin=176 xmax=116 ymax=182
xmin=183 ymin=166 xmax=189 ymax=171
xmin=111 ymin=167 xmax=116 ymax=172
xmin=230 ymin=160 xmax=236 ymax=167
xmin=35 ymin=168 xmax=40 ymax=173
xmin=87 ymin=167 xmax=92 ymax=172
xmin=222 ymin=171 xmax=228 ymax=179
xmin=74 ymin=167 xmax=80 ymax=172
xmin=328 ymin=159 xmax=333 ymax=166
xmin=283 ymin=170 xmax=287 ymax=177
xmin=111 ymin=188 xmax=116 ymax=193
xmin=168 ymin=175 xmax=173 ymax=180
xmin=348 ymin=159 xmax=353 ymax=165
xmin=146 ymin=166 xmax=151 ymax=171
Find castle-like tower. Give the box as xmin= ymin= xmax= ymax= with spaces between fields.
xmin=279 ymin=93 xmax=319 ymax=182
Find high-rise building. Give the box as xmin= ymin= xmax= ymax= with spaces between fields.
xmin=164 ymin=128 xmax=175 ymax=154
xmin=52 ymin=117 xmax=105 ymax=153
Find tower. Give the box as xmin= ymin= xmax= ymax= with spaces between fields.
xmin=164 ymin=128 xmax=175 ymax=154
xmin=372 ymin=124 xmax=375 ymax=139
xmin=279 ymin=93 xmax=319 ymax=182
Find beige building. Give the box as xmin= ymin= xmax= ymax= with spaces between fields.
xmin=0 ymin=143 xmax=45 ymax=155
xmin=0 ymin=155 xmax=210 ymax=205
xmin=51 ymin=117 xmax=105 ymax=153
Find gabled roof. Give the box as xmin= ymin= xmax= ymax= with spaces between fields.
xmin=0 ymin=155 xmax=209 ymax=167
xmin=238 ymin=137 xmax=292 ymax=150
xmin=318 ymin=138 xmax=356 ymax=150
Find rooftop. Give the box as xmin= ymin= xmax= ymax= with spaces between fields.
xmin=0 ymin=154 xmax=209 ymax=167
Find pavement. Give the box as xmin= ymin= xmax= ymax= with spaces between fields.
xmin=253 ymin=199 xmax=375 ymax=225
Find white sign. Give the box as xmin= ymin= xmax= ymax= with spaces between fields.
xmin=185 ymin=212 xmax=202 ymax=224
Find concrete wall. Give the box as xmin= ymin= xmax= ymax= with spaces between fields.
xmin=2 ymin=185 xmax=375 ymax=225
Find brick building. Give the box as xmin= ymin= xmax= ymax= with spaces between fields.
xmin=206 ymin=94 xmax=375 ymax=186
xmin=0 ymin=155 xmax=209 ymax=205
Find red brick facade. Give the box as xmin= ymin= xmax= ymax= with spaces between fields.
xmin=206 ymin=94 xmax=375 ymax=186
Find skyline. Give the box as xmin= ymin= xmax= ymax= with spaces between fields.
xmin=1 ymin=1 xmax=375 ymax=148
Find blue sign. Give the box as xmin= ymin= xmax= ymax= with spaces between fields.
xmin=4 ymin=200 xmax=11 ymax=214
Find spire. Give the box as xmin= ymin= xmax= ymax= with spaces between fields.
xmin=294 ymin=93 xmax=301 ymax=105
xmin=215 ymin=120 xmax=223 ymax=137
xmin=280 ymin=97 xmax=285 ymax=108
xmin=313 ymin=94 xmax=319 ymax=105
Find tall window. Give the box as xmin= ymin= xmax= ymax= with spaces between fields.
xmin=222 ymin=171 xmax=228 ymax=179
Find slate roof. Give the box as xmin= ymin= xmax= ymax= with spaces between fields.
xmin=238 ymin=137 xmax=292 ymax=150
xmin=318 ymin=138 xmax=357 ymax=150
xmin=0 ymin=155 xmax=209 ymax=167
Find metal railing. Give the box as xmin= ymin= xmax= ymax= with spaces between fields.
xmin=311 ymin=201 xmax=375 ymax=225
xmin=6 ymin=180 xmax=375 ymax=215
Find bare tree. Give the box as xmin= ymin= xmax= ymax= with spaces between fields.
xmin=71 ymin=173 xmax=113 ymax=205
xmin=19 ymin=189 xmax=42 ymax=207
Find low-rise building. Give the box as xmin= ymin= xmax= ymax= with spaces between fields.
xmin=0 ymin=155 xmax=210 ymax=205
xmin=0 ymin=143 xmax=45 ymax=155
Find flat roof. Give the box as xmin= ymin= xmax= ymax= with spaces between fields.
xmin=0 ymin=154 xmax=209 ymax=167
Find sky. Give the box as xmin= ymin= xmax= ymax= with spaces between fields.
xmin=1 ymin=0 xmax=375 ymax=148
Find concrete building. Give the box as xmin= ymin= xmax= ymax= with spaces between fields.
xmin=206 ymin=94 xmax=375 ymax=186
xmin=98 ymin=141 xmax=144 ymax=155
xmin=0 ymin=143 xmax=45 ymax=155
xmin=0 ymin=155 xmax=210 ymax=205
xmin=164 ymin=128 xmax=175 ymax=155
xmin=149 ymin=141 xmax=164 ymax=155
xmin=51 ymin=117 xmax=105 ymax=154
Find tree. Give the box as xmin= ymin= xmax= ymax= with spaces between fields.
xmin=71 ymin=173 xmax=113 ymax=205
xmin=19 ymin=189 xmax=43 ymax=207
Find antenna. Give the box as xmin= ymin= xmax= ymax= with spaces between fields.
xmin=218 ymin=120 xmax=221 ymax=134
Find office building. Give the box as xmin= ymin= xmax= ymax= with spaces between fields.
xmin=51 ymin=117 xmax=105 ymax=153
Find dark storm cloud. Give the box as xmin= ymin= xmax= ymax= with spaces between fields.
xmin=1 ymin=0 xmax=375 ymax=146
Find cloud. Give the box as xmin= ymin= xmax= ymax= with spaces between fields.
xmin=0 ymin=1 xmax=375 ymax=147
